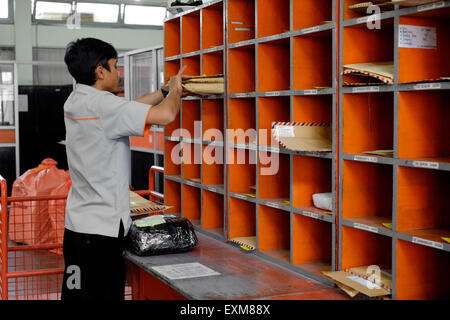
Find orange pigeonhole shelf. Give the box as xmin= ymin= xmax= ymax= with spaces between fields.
xmin=164 ymin=179 xmax=181 ymax=215
xmin=182 ymin=142 xmax=201 ymax=182
xmin=258 ymin=204 xmax=291 ymax=263
xmin=342 ymin=161 xmax=393 ymax=228
xmin=229 ymin=197 xmax=256 ymax=242
xmin=182 ymin=11 xmax=200 ymax=54
xmin=257 ymin=38 xmax=290 ymax=92
xmin=202 ymin=1 xmax=224 ymax=49
xmin=228 ymin=0 xmax=255 ymax=43
xmin=181 ymin=100 xmax=200 ymax=139
xmin=343 ymin=92 xmax=394 ymax=154
xmin=398 ymin=90 xmax=450 ymax=161
xmin=399 ymin=15 xmax=450 ymax=84
xmin=258 ymin=152 xmax=290 ymax=202
xmin=182 ymin=55 xmax=201 ymax=76
xmin=293 ymin=0 xmax=333 ymax=30
xmin=293 ymin=156 xmax=332 ymax=214
xmin=165 ymin=18 xmax=180 ymax=57
xmin=202 ymin=144 xmax=224 ymax=186
xmin=293 ymin=214 xmax=333 ymax=276
xmin=343 ymin=20 xmax=394 ymax=66
xmin=257 ymin=0 xmax=290 ymax=38
xmin=229 ymin=45 xmax=255 ymax=93
xmin=182 ymin=184 xmax=201 ymax=226
xmin=202 ymin=99 xmax=224 ymax=141
xmin=164 ymin=140 xmax=181 ymax=176
xmin=228 ymin=147 xmax=256 ymax=195
xmin=165 ymin=59 xmax=180 ymax=79
xmin=228 ymin=98 xmax=256 ymax=143
xmin=257 ymin=96 xmax=290 ymax=146
xmin=293 ymin=95 xmax=333 ymax=123
xmin=341 ymin=226 xmax=392 ymax=271
xmin=202 ymin=189 xmax=224 ymax=238
xmin=293 ymin=31 xmax=333 ymax=90
xmin=202 ymin=51 xmax=223 ymax=75
xmin=397 ymin=166 xmax=450 ymax=243
xmin=396 ymin=239 xmax=450 ymax=300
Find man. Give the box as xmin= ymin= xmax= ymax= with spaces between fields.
xmin=61 ymin=37 xmax=186 ymax=300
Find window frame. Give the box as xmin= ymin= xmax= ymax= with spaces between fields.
xmin=32 ymin=0 xmax=74 ymax=25
xmin=31 ymin=0 xmax=165 ymax=30
xmin=0 ymin=0 xmax=14 ymax=24
xmin=123 ymin=3 xmax=166 ymax=28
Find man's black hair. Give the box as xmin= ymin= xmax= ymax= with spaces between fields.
xmin=64 ymin=38 xmax=118 ymax=85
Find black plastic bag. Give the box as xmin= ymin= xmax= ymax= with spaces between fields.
xmin=127 ymin=215 xmax=198 ymax=256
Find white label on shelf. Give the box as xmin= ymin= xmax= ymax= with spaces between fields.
xmin=356 ymin=16 xmax=369 ymax=24
xmin=234 ymin=93 xmax=248 ymax=98
xmin=234 ymin=193 xmax=246 ymax=200
xmin=412 ymin=161 xmax=439 ymax=169
xmin=304 ymin=89 xmax=318 ymax=95
xmin=185 ymin=180 xmax=196 ymax=187
xmin=265 ymin=34 xmax=281 ymax=42
xmin=303 ymin=211 xmax=320 ymax=220
xmin=303 ymin=26 xmax=320 ymax=34
xmin=352 ymin=86 xmax=380 ymax=93
xmin=354 ymin=155 xmax=378 ymax=163
xmin=354 ymin=223 xmax=379 ymax=234
xmin=412 ymin=237 xmax=444 ymax=250
xmin=266 ymin=202 xmax=282 ymax=209
xmin=151 ymin=262 xmax=220 ymax=280
xmin=417 ymin=1 xmax=445 ymax=12
xmin=235 ymin=28 xmax=251 ymax=31
xmin=239 ymin=40 xmax=253 ymax=47
xmin=399 ymin=25 xmax=437 ymax=49
xmin=413 ymin=83 xmax=442 ymax=90
xmin=266 ymin=91 xmax=281 ymax=97
xmin=231 ymin=21 xmax=244 ymax=25
xmin=276 ymin=126 xmax=295 ymax=138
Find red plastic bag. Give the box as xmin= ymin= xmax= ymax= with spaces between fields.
xmin=9 ymin=158 xmax=69 ymax=246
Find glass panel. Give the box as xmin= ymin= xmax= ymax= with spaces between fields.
xmin=124 ymin=5 xmax=166 ymax=26
xmin=0 ymin=65 xmax=14 ymax=125
xmin=32 ymin=48 xmax=73 ymax=85
xmin=117 ymin=57 xmax=125 ymax=97
xmin=35 ymin=1 xmax=72 ymax=21
xmin=0 ymin=64 xmax=13 ymax=85
xmin=76 ymin=2 xmax=119 ymax=23
xmin=0 ymin=0 xmax=8 ymax=19
xmin=157 ymin=48 xmax=164 ymax=90
xmin=131 ymin=51 xmax=154 ymax=100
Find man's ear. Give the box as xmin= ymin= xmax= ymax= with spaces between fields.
xmin=94 ymin=65 xmax=104 ymax=81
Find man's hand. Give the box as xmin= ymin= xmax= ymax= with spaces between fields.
xmin=168 ymin=66 xmax=186 ymax=97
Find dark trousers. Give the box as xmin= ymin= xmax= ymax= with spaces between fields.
xmin=61 ymin=222 xmax=127 ymax=301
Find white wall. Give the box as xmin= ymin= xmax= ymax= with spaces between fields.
xmin=31 ymin=25 xmax=163 ymax=50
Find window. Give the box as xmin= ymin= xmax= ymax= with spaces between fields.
xmin=35 ymin=1 xmax=72 ymax=21
xmin=0 ymin=0 xmax=8 ymax=19
xmin=76 ymin=2 xmax=119 ymax=23
xmin=124 ymin=5 xmax=166 ymax=26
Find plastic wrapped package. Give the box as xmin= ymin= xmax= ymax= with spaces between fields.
xmin=312 ymin=192 xmax=333 ymax=211
xmin=127 ymin=215 xmax=198 ymax=256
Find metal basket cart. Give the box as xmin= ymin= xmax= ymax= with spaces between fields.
xmin=0 ymin=165 xmax=164 ymax=300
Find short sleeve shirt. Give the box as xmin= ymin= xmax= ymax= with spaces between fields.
xmin=63 ymin=84 xmax=152 ymax=238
